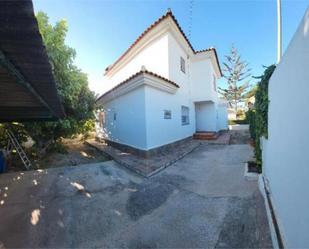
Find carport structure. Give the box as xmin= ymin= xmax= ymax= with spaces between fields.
xmin=0 ymin=0 xmax=64 ymax=122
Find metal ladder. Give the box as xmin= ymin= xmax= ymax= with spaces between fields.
xmin=6 ymin=130 xmax=31 ymax=170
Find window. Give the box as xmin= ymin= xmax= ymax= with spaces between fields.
xmin=181 ymin=106 xmax=189 ymax=125
xmin=164 ymin=110 xmax=172 ymax=119
xmin=113 ymin=112 xmax=117 ymax=121
xmin=180 ymin=56 xmax=186 ymax=73
xmin=213 ymin=75 xmax=217 ymax=91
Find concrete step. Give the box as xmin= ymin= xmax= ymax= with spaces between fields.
xmin=193 ymin=132 xmax=218 ymax=140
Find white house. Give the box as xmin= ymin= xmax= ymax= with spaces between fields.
xmin=261 ymin=7 xmax=309 ymax=248
xmin=96 ymin=10 xmax=228 ymax=155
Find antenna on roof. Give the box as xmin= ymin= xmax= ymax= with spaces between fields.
xmin=188 ymin=0 xmax=194 ymax=39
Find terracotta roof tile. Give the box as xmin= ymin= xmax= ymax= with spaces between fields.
xmin=105 ymin=9 xmax=221 ymax=75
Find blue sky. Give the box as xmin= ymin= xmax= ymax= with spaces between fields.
xmin=33 ymin=0 xmax=309 ymax=95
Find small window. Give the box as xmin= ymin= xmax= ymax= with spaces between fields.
xmin=113 ymin=112 xmax=117 ymax=121
xmin=164 ymin=110 xmax=172 ymax=119
xmin=180 ymin=56 xmax=186 ymax=73
xmin=213 ymin=75 xmax=217 ymax=91
xmin=181 ymin=106 xmax=189 ymax=125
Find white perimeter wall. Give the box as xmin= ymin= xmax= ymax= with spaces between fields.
xmin=102 ymin=86 xmax=147 ymax=150
xmin=262 ymin=7 xmax=309 ymax=248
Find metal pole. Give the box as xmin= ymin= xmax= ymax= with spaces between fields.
xmin=277 ymin=0 xmax=282 ymax=63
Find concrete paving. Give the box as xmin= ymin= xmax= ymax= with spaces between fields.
xmin=0 ymin=144 xmax=272 ymax=248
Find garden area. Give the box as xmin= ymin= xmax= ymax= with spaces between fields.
xmin=0 ymin=12 xmax=108 ymax=173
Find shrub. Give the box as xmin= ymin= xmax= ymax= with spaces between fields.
xmin=228 ymin=119 xmax=248 ymax=125
xmin=247 ymin=65 xmax=276 ymax=169
xmin=245 ymin=109 xmax=256 ymax=140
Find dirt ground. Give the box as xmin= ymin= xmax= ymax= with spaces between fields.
xmin=5 ymin=138 xmax=110 ymax=172
xmin=35 ymin=139 xmax=110 ymax=169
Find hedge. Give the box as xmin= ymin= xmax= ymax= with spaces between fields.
xmin=247 ymin=65 xmax=276 ymax=170
xmin=228 ymin=119 xmax=249 ymax=125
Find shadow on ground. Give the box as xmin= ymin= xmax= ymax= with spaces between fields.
xmin=0 ymin=144 xmax=272 ymax=248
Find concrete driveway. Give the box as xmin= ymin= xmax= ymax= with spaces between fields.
xmin=0 ymin=144 xmax=272 ymax=248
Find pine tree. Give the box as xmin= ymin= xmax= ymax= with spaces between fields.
xmin=219 ymin=46 xmax=251 ymax=113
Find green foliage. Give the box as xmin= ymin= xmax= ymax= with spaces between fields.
xmin=244 ymin=85 xmax=258 ymax=99
xmin=21 ymin=12 xmax=96 ymax=150
xmin=245 ymin=109 xmax=256 ymax=140
xmin=246 ymin=65 xmax=276 ymax=169
xmin=0 ymin=123 xmax=28 ymax=149
xmin=228 ymin=119 xmax=248 ymax=125
xmin=219 ymin=46 xmax=251 ymax=112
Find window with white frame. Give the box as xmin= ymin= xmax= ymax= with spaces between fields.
xmin=181 ymin=106 xmax=189 ymax=125
xmin=164 ymin=110 xmax=172 ymax=119
xmin=180 ymin=56 xmax=186 ymax=73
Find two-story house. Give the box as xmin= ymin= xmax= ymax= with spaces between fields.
xmin=96 ymin=10 xmax=228 ymax=156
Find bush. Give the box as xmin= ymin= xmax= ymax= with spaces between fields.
xmin=245 ymin=109 xmax=256 ymax=140
xmin=247 ymin=65 xmax=276 ymax=169
xmin=228 ymin=119 xmax=248 ymax=125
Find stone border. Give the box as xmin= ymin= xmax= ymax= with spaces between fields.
xmin=99 ymin=136 xmax=193 ymax=158
xmin=145 ymin=142 xmax=201 ymax=177
xmin=86 ymin=139 xmax=201 ymax=178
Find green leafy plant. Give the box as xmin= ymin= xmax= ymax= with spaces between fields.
xmin=245 ymin=109 xmax=256 ymax=140
xmin=247 ymin=65 xmax=276 ymax=169
xmin=20 ymin=12 xmax=97 ymax=154
xmin=228 ymin=119 xmax=248 ymax=125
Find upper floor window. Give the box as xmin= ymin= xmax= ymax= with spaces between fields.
xmin=213 ymin=75 xmax=217 ymax=91
xmin=181 ymin=106 xmax=189 ymax=125
xmin=180 ymin=56 xmax=186 ymax=73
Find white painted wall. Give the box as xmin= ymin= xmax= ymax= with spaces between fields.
xmin=217 ymin=101 xmax=228 ymax=130
xmin=195 ymin=102 xmax=217 ymax=132
xmin=262 ymin=8 xmax=309 ymax=248
xmin=191 ymin=57 xmax=218 ymax=103
xmin=106 ymin=34 xmax=169 ymax=91
xmin=99 ymin=26 xmax=227 ymax=151
xmin=102 ymin=86 xmax=147 ymax=150
xmin=144 ymin=85 xmax=195 ymax=149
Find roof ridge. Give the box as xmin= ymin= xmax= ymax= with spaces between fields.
xmin=104 ymin=10 xmax=222 ymax=76
xmin=105 ymin=10 xmax=214 ymax=75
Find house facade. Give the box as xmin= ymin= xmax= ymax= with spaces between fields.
xmin=96 ymin=10 xmax=227 ymax=154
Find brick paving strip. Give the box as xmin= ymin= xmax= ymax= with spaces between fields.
xmin=86 ymin=139 xmax=202 ymax=177
xmin=86 ymin=133 xmax=230 ymax=177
